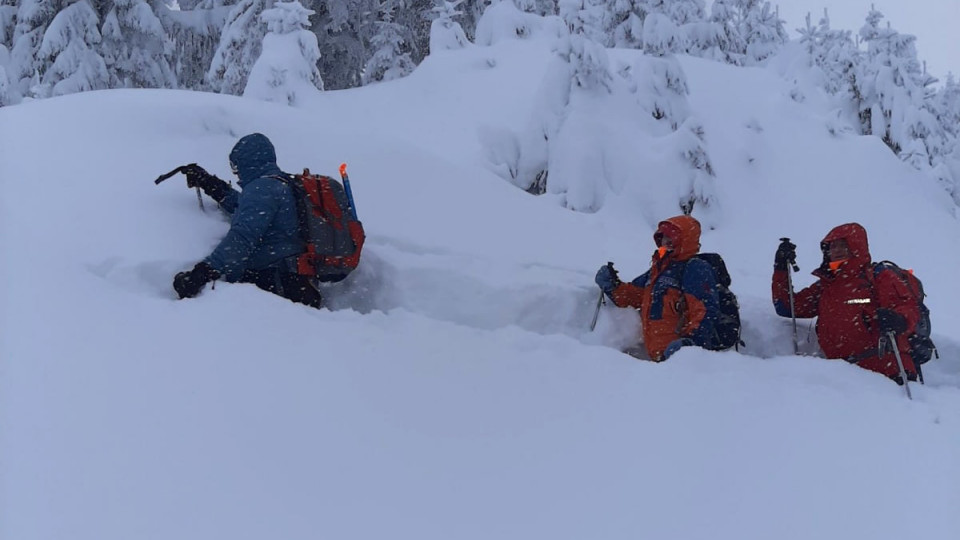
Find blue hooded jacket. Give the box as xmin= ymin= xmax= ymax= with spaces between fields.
xmin=204 ymin=133 xmax=303 ymax=282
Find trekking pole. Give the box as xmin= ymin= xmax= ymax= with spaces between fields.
xmin=339 ymin=163 xmax=358 ymax=220
xmin=781 ymin=237 xmax=800 ymax=355
xmin=886 ymin=331 xmax=913 ymax=400
xmin=590 ymin=262 xmax=618 ymax=332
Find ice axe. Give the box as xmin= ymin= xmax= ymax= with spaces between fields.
xmin=154 ymin=164 xmax=205 ymax=212
xmin=590 ymin=262 xmax=618 ymax=331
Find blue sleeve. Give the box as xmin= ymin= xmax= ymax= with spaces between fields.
xmin=683 ymin=259 xmax=720 ymax=348
xmin=204 ymin=178 xmax=283 ymax=281
xmin=630 ymin=271 xmax=650 ymax=288
xmin=218 ymin=187 xmax=241 ymax=214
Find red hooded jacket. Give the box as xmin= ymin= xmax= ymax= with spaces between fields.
xmin=772 ymin=223 xmax=919 ymax=379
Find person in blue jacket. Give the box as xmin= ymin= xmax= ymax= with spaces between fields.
xmin=172 ymin=133 xmax=322 ymax=308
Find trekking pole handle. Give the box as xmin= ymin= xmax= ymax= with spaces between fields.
xmin=779 ymin=237 xmax=799 ymax=272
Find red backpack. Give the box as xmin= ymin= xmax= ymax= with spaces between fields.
xmin=274 ymin=169 xmax=365 ymax=282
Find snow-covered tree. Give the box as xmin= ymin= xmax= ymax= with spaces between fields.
xmin=36 ymin=0 xmax=108 ymax=97
xmin=706 ymin=0 xmax=784 ymax=66
xmin=100 ymin=0 xmax=177 ymax=88
xmin=512 ymin=0 xmax=555 ymax=16
xmin=660 ymin=0 xmax=704 ymax=25
xmin=642 ymin=12 xmax=682 ymax=57
xmin=428 ymin=0 xmax=470 ymax=52
xmin=856 ymin=7 xmax=934 ymax=154
xmin=606 ymin=0 xmax=644 ymax=48
xmin=244 ymin=0 xmax=323 ymax=104
xmin=312 ymin=0 xmax=376 ymax=90
xmin=557 ymin=0 xmax=607 ymax=45
xmin=625 ymin=53 xmax=689 ymax=129
xmin=708 ymin=0 xmax=743 ymax=64
xmin=9 ymin=0 xmax=64 ymax=96
xmin=158 ymin=3 xmax=232 ymax=90
xmin=934 ymin=74 xmax=960 ymax=141
xmin=362 ymin=1 xmax=415 ymax=85
xmin=741 ymin=0 xmax=786 ymax=65
xmin=797 ymin=10 xmax=859 ymax=103
xmin=206 ymin=0 xmax=268 ymax=94
xmin=0 ymin=44 xmax=18 ymax=106
xmin=0 ymin=0 xmax=16 ymax=45
xmin=672 ymin=119 xmax=715 ymax=216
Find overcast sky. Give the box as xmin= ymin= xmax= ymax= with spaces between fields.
xmin=768 ymin=0 xmax=960 ymax=82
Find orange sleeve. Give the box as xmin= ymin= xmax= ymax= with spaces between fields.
xmin=611 ymin=282 xmax=644 ymax=309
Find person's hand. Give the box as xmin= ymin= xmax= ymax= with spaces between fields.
xmin=181 ymin=164 xmax=213 ymax=189
xmin=595 ymin=263 xmax=621 ymax=294
xmin=181 ymin=164 xmax=229 ymax=202
xmin=876 ymin=308 xmax=907 ymax=334
xmin=173 ymin=262 xmax=220 ymax=299
xmin=774 ymin=238 xmax=797 ymax=271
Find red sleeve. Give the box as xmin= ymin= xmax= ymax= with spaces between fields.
xmin=772 ymin=269 xmax=822 ymax=318
xmin=611 ymin=282 xmax=644 ymax=309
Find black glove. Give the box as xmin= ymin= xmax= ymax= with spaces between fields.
xmin=774 ymin=238 xmax=797 ymax=271
xmin=173 ymin=262 xmax=220 ymax=299
xmin=876 ymin=308 xmax=907 ymax=334
xmin=182 ymin=164 xmax=230 ymax=202
xmin=595 ymin=263 xmax=621 ymax=294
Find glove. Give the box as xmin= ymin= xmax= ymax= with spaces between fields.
xmin=182 ymin=164 xmax=230 ymax=202
xmin=774 ymin=238 xmax=797 ymax=271
xmin=595 ymin=264 xmax=621 ymax=294
xmin=662 ymin=338 xmax=695 ymax=361
xmin=173 ymin=262 xmax=220 ymax=299
xmin=876 ymin=308 xmax=907 ymax=334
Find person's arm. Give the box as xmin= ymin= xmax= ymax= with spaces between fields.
xmin=204 ymin=178 xmax=283 ymax=281
xmin=610 ymin=272 xmax=649 ymax=309
xmin=772 ymin=269 xmax=822 ymax=318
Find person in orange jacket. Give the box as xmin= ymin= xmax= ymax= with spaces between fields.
xmin=772 ymin=223 xmax=919 ymax=383
xmin=595 ymin=215 xmax=720 ymax=361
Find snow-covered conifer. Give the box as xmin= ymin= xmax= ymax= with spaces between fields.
xmin=158 ymin=3 xmax=232 ymax=90
xmin=0 ymin=0 xmax=16 ymax=45
xmin=797 ymin=10 xmax=859 ymax=99
xmin=36 ymin=0 xmax=108 ymax=97
xmin=313 ymin=0 xmax=377 ymax=90
xmin=9 ymin=0 xmax=64 ymax=96
xmin=206 ymin=0 xmax=267 ymax=94
xmin=0 ymin=45 xmax=18 ymax=106
xmin=362 ymin=1 xmax=415 ymax=85
xmin=642 ymin=12 xmax=682 ymax=57
xmin=557 ymin=0 xmax=606 ymax=45
xmin=100 ymin=0 xmax=177 ymax=88
xmin=244 ymin=0 xmax=323 ymax=104
xmin=606 ymin=0 xmax=643 ymax=48
xmin=741 ymin=0 xmax=786 ymax=65
xmin=707 ymin=0 xmax=743 ymax=65
xmin=429 ymin=0 xmax=471 ymax=52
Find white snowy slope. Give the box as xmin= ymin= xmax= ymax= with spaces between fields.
xmin=1 ymin=39 xmax=959 ymax=540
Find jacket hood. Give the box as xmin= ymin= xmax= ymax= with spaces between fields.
xmin=655 ymin=215 xmax=701 ymax=262
xmin=820 ymin=222 xmax=872 ymax=273
xmin=229 ymin=133 xmax=283 ymax=186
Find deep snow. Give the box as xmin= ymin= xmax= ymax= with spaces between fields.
xmin=1 ymin=37 xmax=958 ymax=540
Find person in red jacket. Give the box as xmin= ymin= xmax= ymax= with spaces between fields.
xmin=772 ymin=223 xmax=919 ymax=383
xmin=595 ymin=215 xmax=720 ymax=362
